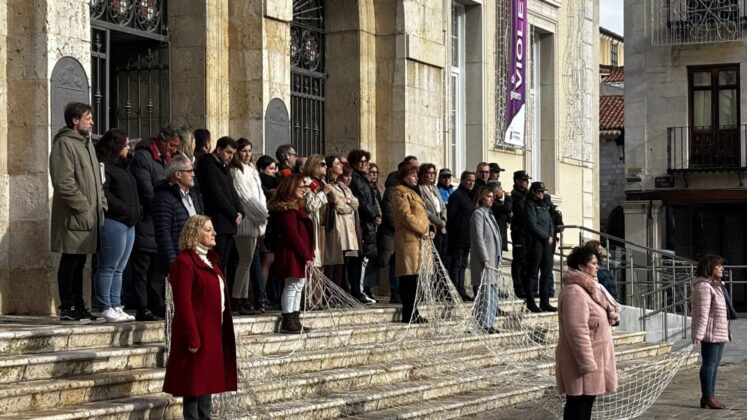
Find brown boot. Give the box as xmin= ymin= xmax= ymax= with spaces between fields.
xmin=279 ymin=313 xmax=301 ymax=334
xmin=293 ymin=311 xmax=312 ymax=332
xmin=700 ymin=396 xmax=725 ymax=409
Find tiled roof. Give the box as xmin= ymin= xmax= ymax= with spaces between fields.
xmin=603 ymin=66 xmax=624 ymax=83
xmin=600 ymin=95 xmax=624 ymax=131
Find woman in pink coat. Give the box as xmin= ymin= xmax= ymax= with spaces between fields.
xmin=691 ymin=254 xmax=731 ymax=409
xmin=556 ymin=246 xmax=619 ymax=420
xmin=163 ymin=215 xmax=237 ymax=420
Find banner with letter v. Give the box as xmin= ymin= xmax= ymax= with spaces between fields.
xmin=504 ymin=0 xmax=527 ymax=147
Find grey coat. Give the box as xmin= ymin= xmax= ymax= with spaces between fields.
xmin=418 ymin=184 xmax=447 ymax=230
xmin=49 ymin=127 xmax=107 ymax=254
xmin=469 ymin=207 xmax=502 ymax=287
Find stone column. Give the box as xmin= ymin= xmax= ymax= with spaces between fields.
xmin=227 ymin=0 xmax=292 ymax=153
xmin=0 ymin=0 xmax=8 ymax=312
xmin=170 ymin=0 xmax=230 ymax=135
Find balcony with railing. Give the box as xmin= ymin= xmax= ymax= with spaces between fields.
xmin=651 ymin=0 xmax=747 ymax=45
xmin=667 ymin=125 xmax=747 ymax=173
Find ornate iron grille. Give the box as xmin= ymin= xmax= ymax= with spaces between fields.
xmin=90 ymin=1 xmax=170 ymax=140
xmin=291 ymin=0 xmax=326 ymax=156
xmin=651 ymin=0 xmax=747 ymax=45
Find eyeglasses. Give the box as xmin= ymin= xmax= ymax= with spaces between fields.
xmin=360 ymin=160 xmax=369 ymax=165
xmin=179 ymin=169 xmax=195 ymax=173
xmin=288 ymin=153 xmax=298 ymax=157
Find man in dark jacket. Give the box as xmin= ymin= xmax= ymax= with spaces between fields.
xmin=275 ymin=144 xmax=298 ymax=177
xmin=347 ymin=149 xmax=378 ymax=304
xmin=130 ymin=124 xmax=181 ymax=321
xmin=378 ymin=166 xmax=403 ymax=303
xmin=544 ymin=193 xmax=563 ymax=298
xmin=195 ymin=136 xmax=243 ymax=286
xmin=474 ymin=162 xmax=490 ymax=190
xmin=487 ymin=181 xmax=511 ymax=253
xmin=523 ymin=182 xmax=556 ymax=313
xmin=510 ymin=170 xmax=531 ymax=298
xmin=447 ymin=171 xmax=476 ymax=301
xmin=152 ymin=154 xmax=205 ymax=274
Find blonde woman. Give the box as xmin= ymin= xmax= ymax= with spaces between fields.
xmin=163 ymin=215 xmax=237 ymax=420
xmin=323 ymin=156 xmax=360 ymax=291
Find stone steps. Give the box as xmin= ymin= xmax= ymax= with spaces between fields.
xmin=0 ymin=345 xmax=164 ymax=384
xmin=0 ymin=333 xmax=653 ymax=418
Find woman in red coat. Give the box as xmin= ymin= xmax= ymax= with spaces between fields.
xmin=268 ymin=174 xmax=315 ymax=333
xmin=163 ymin=215 xmax=237 ymax=420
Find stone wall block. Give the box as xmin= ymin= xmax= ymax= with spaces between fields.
xmin=230 ymin=19 xmax=263 ymax=51
xmin=9 ymin=174 xmax=48 ymax=220
xmin=171 ymin=14 xmax=209 ymax=48
xmin=264 ymin=0 xmax=292 ymax=22
xmin=6 ymin=34 xmax=48 ymax=81
xmin=265 ymin=18 xmax=290 ymax=53
xmin=8 ymin=219 xmax=52 ymax=270
xmin=170 ymin=47 xmax=207 ymax=81
xmin=6 ymin=267 xmax=57 ymax=314
xmin=7 ymin=124 xmax=50 ymax=176
xmin=8 ymin=0 xmax=46 ymax=35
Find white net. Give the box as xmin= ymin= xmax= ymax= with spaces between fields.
xmin=165 ymin=239 xmax=692 ymax=419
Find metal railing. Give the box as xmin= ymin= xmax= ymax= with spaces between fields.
xmin=667 ymin=125 xmax=747 ymax=172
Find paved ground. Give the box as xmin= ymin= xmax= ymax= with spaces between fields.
xmin=482 ymin=316 xmax=747 ymax=419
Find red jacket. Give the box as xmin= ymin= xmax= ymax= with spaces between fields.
xmin=270 ymin=200 xmax=315 ymax=280
xmin=163 ymin=249 xmax=237 ymax=397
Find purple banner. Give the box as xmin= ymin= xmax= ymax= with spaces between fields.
xmin=505 ymin=0 xmax=527 ymax=146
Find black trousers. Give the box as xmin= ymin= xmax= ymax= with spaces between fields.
xmin=214 ymin=234 xmax=234 ymax=290
xmin=447 ymin=247 xmax=469 ymax=297
xmin=183 ymin=395 xmax=212 ymax=420
xmin=564 ymin=394 xmax=596 ymax=420
xmin=346 ymin=256 xmax=364 ymax=299
xmin=510 ymin=232 xmax=527 ymax=297
xmin=130 ymin=249 xmax=164 ymax=313
xmin=58 ymin=253 xmax=88 ymax=308
xmin=524 ymin=238 xmax=554 ymax=301
xmin=399 ymin=274 xmax=418 ymax=323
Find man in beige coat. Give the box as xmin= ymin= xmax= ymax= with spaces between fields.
xmin=49 ymin=102 xmax=107 ymax=323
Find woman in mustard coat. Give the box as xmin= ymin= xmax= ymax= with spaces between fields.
xmin=392 ymin=164 xmax=431 ymax=323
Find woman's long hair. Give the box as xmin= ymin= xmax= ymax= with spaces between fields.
xmin=229 ymin=138 xmax=253 ymax=172
xmin=268 ymin=174 xmax=304 ymax=208
xmin=95 ymin=128 xmax=129 ymax=165
xmin=301 ymin=154 xmax=325 ymax=179
xmin=417 ymin=163 xmax=437 ymax=185
xmin=696 ymin=254 xmax=724 ymax=278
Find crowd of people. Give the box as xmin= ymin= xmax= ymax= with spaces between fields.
xmin=49 ymin=101 xmax=617 ymax=326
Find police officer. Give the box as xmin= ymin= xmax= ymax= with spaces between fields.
xmin=510 ymin=170 xmax=531 ymax=298
xmin=523 ymin=182 xmax=557 ymax=313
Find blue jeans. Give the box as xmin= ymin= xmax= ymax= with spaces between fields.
xmin=475 ymin=282 xmax=499 ymax=329
xmin=94 ymin=219 xmax=135 ymax=311
xmin=700 ymin=341 xmax=725 ymax=398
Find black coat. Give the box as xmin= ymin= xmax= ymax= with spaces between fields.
xmin=260 ymin=172 xmax=279 ymax=200
xmin=130 ymin=139 xmax=167 ymax=252
xmin=350 ymin=169 xmax=377 ymax=258
xmin=524 ymin=197 xmax=553 ymax=242
xmin=103 ymin=161 xmax=142 ymax=227
xmin=510 ymin=186 xmax=529 ymax=237
xmin=377 ymin=172 xmax=399 ymax=266
xmin=196 ymin=154 xmax=243 ymax=235
xmin=446 ymin=186 xmax=474 ymax=249
xmin=491 ymin=194 xmax=511 ymax=251
xmin=152 ymin=181 xmax=205 ymax=273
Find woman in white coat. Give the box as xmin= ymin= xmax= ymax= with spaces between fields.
xmin=229 ymin=138 xmax=268 ymax=314
xmin=322 ymin=157 xmax=360 ymax=292
xmin=469 ymin=186 xmax=503 ymax=333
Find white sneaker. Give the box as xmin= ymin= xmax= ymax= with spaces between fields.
xmin=115 ymin=307 xmax=136 ymax=321
xmin=101 ymin=308 xmax=125 ymax=323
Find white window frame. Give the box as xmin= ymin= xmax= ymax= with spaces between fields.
xmin=451 ymin=3 xmax=466 ymax=175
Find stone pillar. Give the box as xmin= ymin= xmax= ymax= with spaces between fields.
xmin=0 ymin=0 xmax=8 ymax=312
xmin=1 ymin=0 xmax=91 ymax=314
xmin=227 ymin=0 xmax=292 ymax=153
xmin=170 ymin=0 xmax=229 ymax=135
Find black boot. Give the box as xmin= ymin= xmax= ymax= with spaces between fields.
xmin=279 ymin=313 xmax=301 ymax=334
xmin=540 ymin=300 xmax=557 ymax=312
xmin=525 ymin=297 xmax=541 ymax=313
xmin=293 ymin=311 xmax=312 ymax=332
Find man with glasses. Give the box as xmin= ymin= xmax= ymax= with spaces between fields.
xmin=347 ymin=149 xmax=378 ymax=304
xmin=130 ymin=124 xmax=181 ymax=321
xmin=275 ymin=144 xmax=298 ymax=177
xmin=475 ymin=162 xmax=491 ymax=190
xmin=152 ymin=154 xmax=205 ymax=276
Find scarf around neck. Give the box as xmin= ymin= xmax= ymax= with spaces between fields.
xmin=563 ymin=268 xmax=620 ymax=325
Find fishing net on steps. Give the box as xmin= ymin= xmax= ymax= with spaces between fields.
xmin=163 ymin=238 xmax=692 ymax=419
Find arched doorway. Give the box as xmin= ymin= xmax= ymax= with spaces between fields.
xmin=291 ymin=0 xmax=326 ymax=156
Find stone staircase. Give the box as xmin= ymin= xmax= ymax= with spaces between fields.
xmin=0 ymin=301 xmax=689 ymax=419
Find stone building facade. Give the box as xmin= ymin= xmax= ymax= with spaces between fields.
xmin=0 ymin=0 xmax=599 ymax=314
xmin=625 ymin=0 xmax=747 ymax=309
